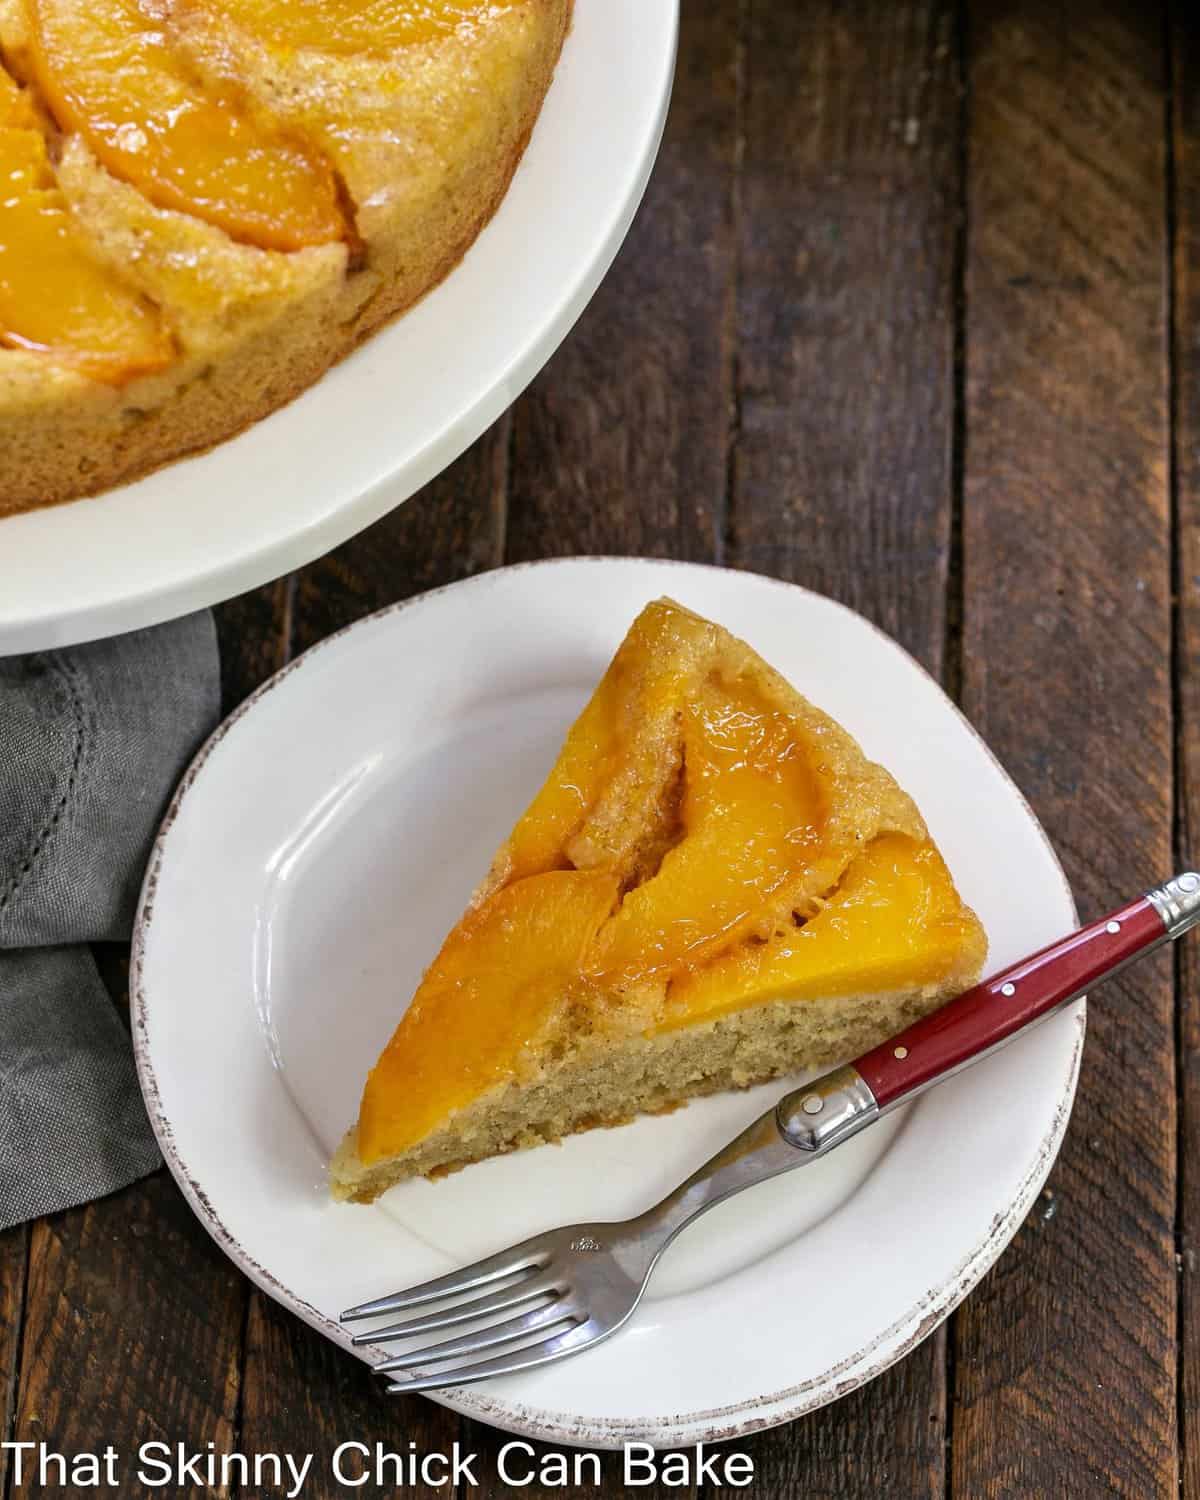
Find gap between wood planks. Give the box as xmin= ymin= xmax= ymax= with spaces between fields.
xmin=1167 ymin=1 xmax=1186 ymax=1491
xmin=941 ymin=1 xmax=971 ymax=1492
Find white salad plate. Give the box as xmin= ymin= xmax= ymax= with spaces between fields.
xmin=0 ymin=3 xmax=677 ymax=656
xmin=131 ymin=557 xmax=1081 ymax=1450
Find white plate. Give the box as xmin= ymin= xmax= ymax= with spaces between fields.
xmin=0 ymin=5 xmax=677 ymax=656
xmin=131 ymin=558 xmax=1082 ymax=1450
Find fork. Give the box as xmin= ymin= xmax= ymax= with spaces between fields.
xmin=341 ymin=871 xmax=1200 ymax=1393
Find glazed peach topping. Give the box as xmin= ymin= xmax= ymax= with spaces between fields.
xmin=0 ymin=0 xmax=499 ymax=380
xmin=0 ymin=63 xmax=172 ymax=381
xmin=358 ymin=603 xmax=980 ymax=1164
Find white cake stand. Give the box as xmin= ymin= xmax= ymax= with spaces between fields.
xmin=0 ymin=2 xmax=678 ymax=653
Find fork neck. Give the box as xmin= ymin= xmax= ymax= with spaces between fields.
xmin=622 ymin=1107 xmax=805 ymax=1260
xmin=622 ymin=1066 xmax=883 ymax=1263
xmin=630 ymin=1114 xmax=795 ymax=1247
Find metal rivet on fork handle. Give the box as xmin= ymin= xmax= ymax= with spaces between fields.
xmin=1146 ymin=872 xmax=1200 ymax=937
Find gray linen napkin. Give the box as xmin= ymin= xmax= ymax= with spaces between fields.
xmin=0 ymin=612 xmax=219 ymax=1227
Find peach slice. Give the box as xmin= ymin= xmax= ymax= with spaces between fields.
xmin=498 ymin=600 xmax=714 ymax=886
xmin=357 ymin=869 xmax=620 ymax=1165
xmin=26 ymin=0 xmax=346 ymax=251
xmin=587 ymin=674 xmax=836 ymax=982
xmin=199 ymin=0 xmax=509 ymax=55
xmin=0 ymin=60 xmax=29 ymax=125
xmin=500 ymin=658 xmax=628 ymax=886
xmin=661 ymin=835 xmax=985 ymax=1028
xmin=0 ymin=65 xmax=171 ymax=381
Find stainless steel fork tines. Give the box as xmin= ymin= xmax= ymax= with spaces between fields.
xmin=341 ymin=1096 xmax=850 ymax=1392
xmin=341 ymin=1228 xmax=643 ymax=1392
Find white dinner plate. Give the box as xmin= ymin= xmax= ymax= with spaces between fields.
xmin=0 ymin=4 xmax=677 ymax=656
xmin=131 ymin=557 xmax=1081 ymax=1450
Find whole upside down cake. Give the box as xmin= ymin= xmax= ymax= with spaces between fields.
xmin=0 ymin=0 xmax=570 ymax=516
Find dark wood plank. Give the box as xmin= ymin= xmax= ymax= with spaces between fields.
xmin=1172 ymin=9 xmax=1200 ymax=1499
xmin=290 ymin=416 xmax=510 ymax=651
xmin=0 ymin=1225 xmax=26 ymax=1496
xmin=239 ymin=1294 xmax=454 ymax=1500
xmin=731 ymin=0 xmax=961 ymax=678
xmin=953 ymin=3 xmax=1175 ymax=1496
xmin=214 ymin=579 xmax=292 ymax=712
xmin=723 ymin=1351 xmax=945 ymax=1500
xmin=11 ymin=1180 xmax=244 ymax=1499
xmin=719 ymin=3 xmax=962 ymax=1496
xmin=503 ymin=0 xmax=738 ymax=563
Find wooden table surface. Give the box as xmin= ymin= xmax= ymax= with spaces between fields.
xmin=3 ymin=2 xmax=1198 ymax=1494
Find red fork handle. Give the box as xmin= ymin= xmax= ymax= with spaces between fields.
xmin=776 ymin=875 xmax=1200 ymax=1157
xmin=854 ymin=893 xmax=1169 ymax=1112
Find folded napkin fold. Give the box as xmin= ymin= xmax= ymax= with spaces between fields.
xmin=0 ymin=614 xmax=219 ymax=1228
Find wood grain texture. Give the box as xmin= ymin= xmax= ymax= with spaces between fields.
xmin=503 ymin=0 xmax=738 ymax=563
xmin=723 ymin=1348 xmax=945 ymax=1500
xmin=719 ymin=3 xmax=961 ymax=1495
xmin=731 ymin=0 xmax=961 ymax=677
xmin=1173 ymin=9 xmax=1200 ymax=1499
xmin=0 ymin=1225 xmax=26 ymax=1496
xmin=953 ymin=3 xmax=1175 ymax=1495
xmin=214 ymin=578 xmax=292 ymax=712
xmin=290 ymin=416 xmax=510 ymax=653
xmin=239 ymin=1295 xmax=454 ymax=1500
xmin=10 ymin=1181 xmax=244 ymax=1499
